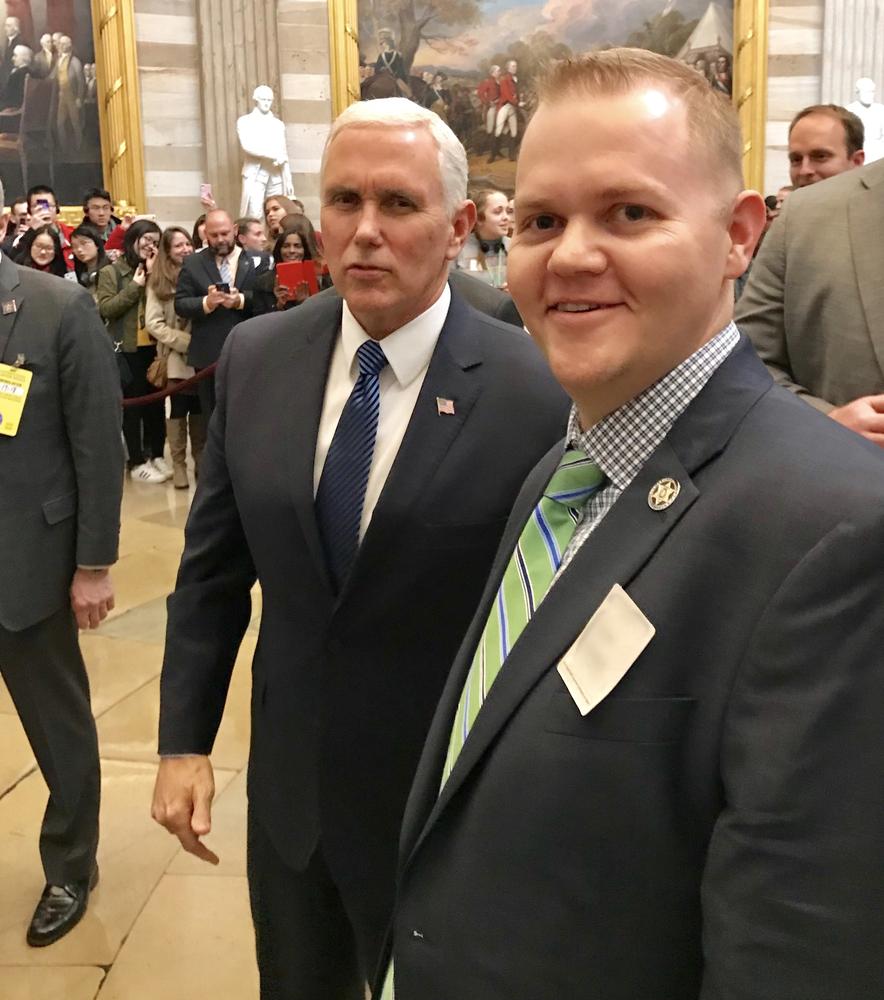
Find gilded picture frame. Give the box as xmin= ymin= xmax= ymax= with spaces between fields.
xmin=91 ymin=0 xmax=146 ymax=213
xmin=327 ymin=0 xmax=768 ymax=192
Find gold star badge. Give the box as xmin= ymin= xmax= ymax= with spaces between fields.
xmin=648 ymin=478 xmax=680 ymax=511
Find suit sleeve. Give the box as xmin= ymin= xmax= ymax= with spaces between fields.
xmin=700 ymin=511 xmax=884 ymax=998
xmin=495 ymin=294 xmax=524 ymax=329
xmin=735 ymin=209 xmax=832 ymax=413
xmin=158 ymin=328 xmax=258 ymax=755
xmin=174 ymin=258 xmax=209 ymax=321
xmin=57 ymin=288 xmax=125 ymax=566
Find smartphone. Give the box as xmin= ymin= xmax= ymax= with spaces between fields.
xmin=200 ymin=183 xmax=213 ymax=201
xmin=36 ymin=198 xmax=51 ymax=212
xmin=276 ymin=261 xmax=319 ymax=297
xmin=215 ymin=282 xmax=230 ymax=294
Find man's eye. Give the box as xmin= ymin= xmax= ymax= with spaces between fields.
xmin=615 ymin=204 xmax=652 ymax=223
xmin=527 ymin=214 xmax=558 ymax=231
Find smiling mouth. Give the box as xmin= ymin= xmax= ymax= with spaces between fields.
xmin=552 ymin=303 xmax=621 ymax=313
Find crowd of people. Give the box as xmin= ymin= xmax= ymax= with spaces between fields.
xmin=4 ymin=44 xmax=884 ymax=1000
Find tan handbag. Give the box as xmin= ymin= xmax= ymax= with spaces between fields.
xmin=146 ymin=347 xmax=168 ymax=389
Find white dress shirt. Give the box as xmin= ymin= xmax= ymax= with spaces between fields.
xmin=313 ymin=284 xmax=451 ymax=540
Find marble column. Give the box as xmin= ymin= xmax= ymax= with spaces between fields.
xmin=196 ymin=0 xmax=281 ymax=219
xmin=821 ymin=0 xmax=884 ymax=105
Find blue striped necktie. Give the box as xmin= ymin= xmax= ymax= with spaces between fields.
xmin=315 ymin=339 xmax=389 ymax=592
xmin=442 ymin=448 xmax=606 ymax=781
xmin=218 ymin=255 xmax=232 ymax=286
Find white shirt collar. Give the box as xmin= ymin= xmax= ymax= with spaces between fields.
xmin=340 ymin=283 xmax=451 ymax=388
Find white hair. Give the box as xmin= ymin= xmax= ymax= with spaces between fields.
xmin=321 ymin=98 xmax=468 ymax=217
xmin=253 ymin=85 xmax=273 ymax=101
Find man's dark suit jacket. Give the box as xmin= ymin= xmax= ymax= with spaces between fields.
xmin=158 ymin=287 xmax=568 ymax=965
xmin=383 ymin=337 xmax=884 ymax=999
xmin=174 ymin=248 xmax=260 ymax=368
xmin=0 ymin=255 xmax=123 ymax=631
xmin=448 ymin=267 xmax=523 ymax=328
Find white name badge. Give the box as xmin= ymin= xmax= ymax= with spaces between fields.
xmin=557 ymin=584 xmax=655 ymax=716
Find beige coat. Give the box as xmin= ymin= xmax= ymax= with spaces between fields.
xmin=736 ymin=158 xmax=884 ymax=411
xmin=144 ymin=285 xmax=194 ymax=380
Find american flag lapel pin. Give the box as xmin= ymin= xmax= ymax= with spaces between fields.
xmin=436 ymin=396 xmax=455 ymax=416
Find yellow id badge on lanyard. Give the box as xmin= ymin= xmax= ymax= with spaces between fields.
xmin=0 ymin=362 xmax=32 ymax=436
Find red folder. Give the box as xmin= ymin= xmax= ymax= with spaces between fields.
xmin=276 ymin=260 xmax=319 ymax=297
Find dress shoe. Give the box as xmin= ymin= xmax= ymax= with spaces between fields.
xmin=26 ymin=866 xmax=98 ymax=947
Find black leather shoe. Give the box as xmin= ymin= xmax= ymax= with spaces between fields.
xmin=26 ymin=866 xmax=99 ymax=947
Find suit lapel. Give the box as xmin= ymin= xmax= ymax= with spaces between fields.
xmin=286 ymin=296 xmax=342 ymax=594
xmin=0 ymin=255 xmax=23 ymax=363
xmin=234 ymin=252 xmax=251 ymax=288
xmin=336 ymin=291 xmax=484 ymax=603
xmin=200 ymin=250 xmax=222 ymax=287
xmin=848 ymin=167 xmax=884 ymax=377
xmin=401 ymin=337 xmax=773 ymax=867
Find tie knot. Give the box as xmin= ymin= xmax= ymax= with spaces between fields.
xmin=356 ymin=339 xmax=388 ymax=377
xmin=544 ymin=448 xmax=606 ymax=510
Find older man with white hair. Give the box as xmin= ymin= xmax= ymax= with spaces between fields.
xmin=152 ymin=99 xmax=567 ymax=999
xmin=237 ymin=84 xmax=294 ymax=218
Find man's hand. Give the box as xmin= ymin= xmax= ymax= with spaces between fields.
xmin=204 ymin=284 xmax=227 ymax=312
xmin=829 ymin=394 xmax=884 ymax=447
xmin=70 ymin=568 xmax=114 ymax=630
xmin=221 ymin=286 xmax=241 ymax=310
xmin=151 ymin=756 xmax=220 ymax=865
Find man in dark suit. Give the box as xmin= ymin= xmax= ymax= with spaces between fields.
xmin=0 ymin=180 xmax=124 ymax=947
xmin=151 ymin=100 xmax=567 ymax=999
xmin=379 ymin=50 xmax=884 ymax=1000
xmin=448 ymin=267 xmax=522 ymax=326
xmin=174 ymin=208 xmax=260 ymax=419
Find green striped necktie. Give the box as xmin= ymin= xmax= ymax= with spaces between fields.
xmin=441 ymin=448 xmax=606 ymax=783
xmin=378 ymin=450 xmax=605 ymax=1000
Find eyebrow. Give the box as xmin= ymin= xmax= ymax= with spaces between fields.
xmin=323 ymin=184 xmax=422 ymax=203
xmin=516 ymin=183 xmax=667 ymax=213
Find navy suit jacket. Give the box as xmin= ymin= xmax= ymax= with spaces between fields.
xmin=174 ymin=248 xmax=260 ymax=368
xmin=383 ymin=336 xmax=884 ymax=999
xmin=158 ymin=287 xmax=568 ymax=967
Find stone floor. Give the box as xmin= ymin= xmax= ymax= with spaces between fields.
xmin=0 ymin=473 xmax=260 ymax=999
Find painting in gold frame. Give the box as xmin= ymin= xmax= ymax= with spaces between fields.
xmin=0 ymin=0 xmax=144 ymax=214
xmin=328 ymin=0 xmax=768 ymax=193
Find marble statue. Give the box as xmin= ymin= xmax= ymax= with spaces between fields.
xmin=847 ymin=77 xmax=884 ymax=163
xmin=236 ymin=85 xmax=294 ymax=219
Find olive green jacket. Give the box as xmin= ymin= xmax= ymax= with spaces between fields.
xmin=96 ymin=257 xmax=145 ymax=353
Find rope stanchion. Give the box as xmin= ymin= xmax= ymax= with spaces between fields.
xmin=121 ymin=362 xmax=218 ymax=408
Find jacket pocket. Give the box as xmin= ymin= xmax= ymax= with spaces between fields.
xmin=544 ymin=690 xmax=695 ymax=744
xmin=42 ymin=491 xmax=77 ymax=525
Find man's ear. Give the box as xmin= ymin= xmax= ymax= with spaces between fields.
xmin=851 ymin=149 xmax=866 ymax=168
xmin=446 ymin=200 xmax=477 ymax=261
xmin=724 ymin=190 xmax=766 ymax=280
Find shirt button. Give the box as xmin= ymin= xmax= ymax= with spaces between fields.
xmin=412 ymin=929 xmax=424 ymax=940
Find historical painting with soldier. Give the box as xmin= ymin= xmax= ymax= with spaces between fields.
xmin=0 ymin=0 xmax=102 ymax=202
xmin=357 ymin=0 xmax=734 ymax=190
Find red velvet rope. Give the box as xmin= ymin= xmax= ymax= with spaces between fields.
xmin=121 ymin=362 xmax=218 ymax=408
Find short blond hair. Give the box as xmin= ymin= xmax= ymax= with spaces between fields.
xmin=539 ymin=48 xmax=744 ymax=189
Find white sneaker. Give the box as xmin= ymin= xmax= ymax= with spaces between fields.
xmin=130 ymin=461 xmax=166 ymax=484
xmin=150 ymin=456 xmax=173 ymax=481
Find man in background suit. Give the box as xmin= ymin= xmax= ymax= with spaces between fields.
xmin=0 ymin=179 xmax=124 ymax=947
xmin=380 ymin=50 xmax=884 ymax=999
xmin=151 ymin=98 xmax=567 ymax=1000
xmin=175 ymin=209 xmax=259 ymax=420
xmin=448 ymin=267 xmax=522 ymax=327
xmin=736 ymin=157 xmax=884 ymax=447
xmin=0 ymin=15 xmax=25 ymax=91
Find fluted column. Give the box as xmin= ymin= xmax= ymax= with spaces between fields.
xmin=821 ymin=0 xmax=884 ymax=104
xmin=196 ymin=0 xmax=281 ymax=217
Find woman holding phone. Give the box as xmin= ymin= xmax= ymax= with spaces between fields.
xmin=96 ymin=219 xmax=168 ymax=484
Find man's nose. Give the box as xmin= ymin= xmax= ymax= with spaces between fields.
xmin=353 ymin=205 xmax=382 ymax=245
xmin=548 ymin=220 xmax=607 ymax=276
